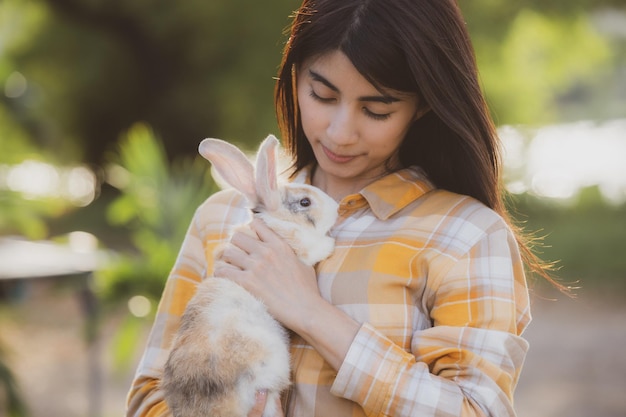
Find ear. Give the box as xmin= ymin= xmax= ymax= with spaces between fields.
xmin=255 ymin=135 xmax=281 ymax=211
xmin=198 ymin=138 xmax=257 ymax=202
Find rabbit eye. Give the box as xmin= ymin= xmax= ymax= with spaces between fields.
xmin=299 ymin=197 xmax=311 ymax=207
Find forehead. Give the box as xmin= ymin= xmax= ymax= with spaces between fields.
xmin=298 ymin=50 xmax=416 ymax=100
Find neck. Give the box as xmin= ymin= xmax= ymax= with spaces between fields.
xmin=310 ymin=166 xmax=373 ymax=202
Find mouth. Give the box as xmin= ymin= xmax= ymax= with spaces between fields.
xmin=321 ymin=145 xmax=357 ymax=164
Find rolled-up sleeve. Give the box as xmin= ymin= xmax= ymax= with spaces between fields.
xmin=331 ymin=220 xmax=531 ymax=417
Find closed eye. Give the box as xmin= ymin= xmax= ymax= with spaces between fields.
xmin=309 ymin=89 xmax=334 ymax=103
xmin=310 ymin=90 xmax=391 ymax=121
xmin=363 ymin=108 xmax=391 ymax=121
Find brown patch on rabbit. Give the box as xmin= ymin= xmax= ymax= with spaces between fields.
xmin=162 ymin=135 xmax=338 ymax=417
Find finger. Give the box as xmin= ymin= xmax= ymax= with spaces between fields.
xmin=247 ymin=389 xmax=268 ymax=417
xmin=213 ymin=259 xmax=242 ymax=277
xmin=220 ymin=243 xmax=251 ymax=268
xmin=274 ymin=396 xmax=285 ymax=417
xmin=230 ymin=229 xmax=263 ymax=253
xmin=250 ymin=218 xmax=282 ymax=244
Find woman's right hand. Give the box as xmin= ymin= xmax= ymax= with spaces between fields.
xmin=248 ymin=390 xmax=284 ymax=417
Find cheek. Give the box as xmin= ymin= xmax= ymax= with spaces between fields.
xmin=298 ymin=96 xmax=324 ymax=136
xmin=380 ymin=138 xmax=405 ymax=158
xmin=369 ymin=124 xmax=407 ymax=149
xmin=389 ymin=115 xmax=416 ymax=144
xmin=367 ymin=122 xmax=412 ymax=157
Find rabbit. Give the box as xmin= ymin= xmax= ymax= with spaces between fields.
xmin=161 ymin=134 xmax=339 ymax=417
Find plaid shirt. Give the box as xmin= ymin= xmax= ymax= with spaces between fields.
xmin=127 ymin=167 xmax=531 ymax=417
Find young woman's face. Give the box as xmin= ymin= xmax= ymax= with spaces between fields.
xmin=297 ymin=50 xmax=423 ymax=193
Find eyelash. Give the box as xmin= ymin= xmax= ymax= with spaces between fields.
xmin=308 ymin=90 xmax=391 ymax=121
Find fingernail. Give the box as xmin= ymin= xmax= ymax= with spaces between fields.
xmin=256 ymin=389 xmax=268 ymax=400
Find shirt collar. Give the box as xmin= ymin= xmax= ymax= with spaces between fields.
xmin=360 ymin=167 xmax=435 ymax=220
xmin=292 ymin=166 xmax=435 ymax=220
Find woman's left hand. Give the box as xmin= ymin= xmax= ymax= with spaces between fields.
xmin=247 ymin=390 xmax=284 ymax=417
xmin=213 ymin=218 xmax=322 ymax=331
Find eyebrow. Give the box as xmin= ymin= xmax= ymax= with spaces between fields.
xmin=308 ymin=70 xmax=401 ymax=104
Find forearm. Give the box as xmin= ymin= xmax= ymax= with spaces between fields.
xmin=293 ymin=297 xmax=361 ymax=371
xmin=281 ymin=290 xmax=494 ymax=417
xmin=325 ymin=232 xmax=529 ymax=416
xmin=331 ymin=323 xmax=520 ymax=417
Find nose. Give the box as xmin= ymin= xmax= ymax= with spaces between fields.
xmin=326 ymin=106 xmax=358 ymax=145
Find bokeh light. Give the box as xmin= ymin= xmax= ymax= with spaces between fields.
xmin=501 ymin=119 xmax=626 ymax=204
xmin=1 ymin=160 xmax=98 ymax=207
xmin=128 ymin=295 xmax=152 ymax=318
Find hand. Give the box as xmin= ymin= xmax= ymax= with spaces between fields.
xmin=216 ymin=219 xmax=360 ymax=372
xmin=213 ymin=218 xmax=322 ymax=332
xmin=248 ymin=390 xmax=284 ymax=417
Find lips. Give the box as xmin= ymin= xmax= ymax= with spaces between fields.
xmin=321 ymin=145 xmax=357 ymax=163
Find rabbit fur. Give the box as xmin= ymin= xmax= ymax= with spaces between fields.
xmin=162 ymin=135 xmax=338 ymax=417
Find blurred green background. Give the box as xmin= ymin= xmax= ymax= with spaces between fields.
xmin=0 ymin=1 xmax=625 ymax=416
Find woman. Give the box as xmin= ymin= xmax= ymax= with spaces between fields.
xmin=127 ymin=0 xmax=552 ymax=415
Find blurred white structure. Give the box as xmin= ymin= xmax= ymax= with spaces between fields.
xmin=500 ymin=118 xmax=626 ymax=204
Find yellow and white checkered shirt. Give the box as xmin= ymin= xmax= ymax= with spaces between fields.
xmin=127 ymin=167 xmax=531 ymax=417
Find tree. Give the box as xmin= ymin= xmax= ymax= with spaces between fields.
xmin=1 ymin=0 xmax=624 ymax=163
xmin=1 ymin=0 xmax=294 ymax=164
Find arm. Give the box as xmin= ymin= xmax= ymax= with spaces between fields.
xmin=126 ymin=190 xmax=250 ymax=417
xmin=217 ymin=207 xmax=530 ymax=416
xmin=126 ymin=204 xmax=208 ymax=417
xmin=214 ymin=218 xmax=360 ymax=371
xmin=330 ymin=221 xmax=531 ymax=416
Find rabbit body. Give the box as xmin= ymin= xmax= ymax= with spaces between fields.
xmin=163 ymin=276 xmax=290 ymax=417
xmin=162 ymin=135 xmax=338 ymax=417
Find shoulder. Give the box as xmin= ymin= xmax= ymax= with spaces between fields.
xmin=199 ymin=188 xmax=247 ymax=209
xmin=418 ymin=189 xmax=504 ymax=228
xmin=192 ymin=189 xmax=250 ymax=234
xmin=402 ymin=188 xmax=512 ymax=251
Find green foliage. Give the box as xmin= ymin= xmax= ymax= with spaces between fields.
xmin=509 ymin=188 xmax=626 ymax=290
xmin=0 ymin=0 xmax=294 ymax=163
xmin=473 ymin=10 xmax=613 ymax=125
xmin=0 ymin=341 xmax=29 ymax=417
xmin=110 ymin=313 xmax=146 ymax=374
xmin=0 ymin=157 xmax=72 ymax=240
xmin=0 ymin=190 xmax=65 ymax=239
xmin=96 ymin=123 xmax=218 ymax=303
xmin=0 ymin=0 xmax=56 ymax=166
xmin=1 ymin=0 xmax=623 ymax=163
xmin=0 ymin=110 xmax=38 ymax=165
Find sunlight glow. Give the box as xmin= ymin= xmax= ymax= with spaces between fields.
xmin=6 ymin=160 xmax=59 ymax=198
xmin=1 ymin=160 xmax=98 ymax=206
xmin=67 ymin=231 xmax=99 ymax=253
xmin=65 ymin=166 xmax=97 ymax=207
xmin=4 ymin=71 xmax=27 ymax=98
xmin=500 ymin=119 xmax=626 ymax=204
xmin=2 ymin=120 xmax=625 ymax=209
xmin=128 ymin=295 xmax=152 ymax=318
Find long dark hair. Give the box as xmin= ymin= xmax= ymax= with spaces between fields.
xmin=275 ymin=0 xmax=565 ymax=290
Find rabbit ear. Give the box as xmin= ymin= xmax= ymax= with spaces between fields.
xmin=198 ymin=138 xmax=257 ymax=203
xmin=255 ymin=135 xmax=281 ymax=212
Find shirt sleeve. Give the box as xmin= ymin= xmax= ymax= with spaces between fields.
xmin=126 ymin=202 xmax=210 ymax=417
xmin=330 ymin=220 xmax=531 ymax=417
